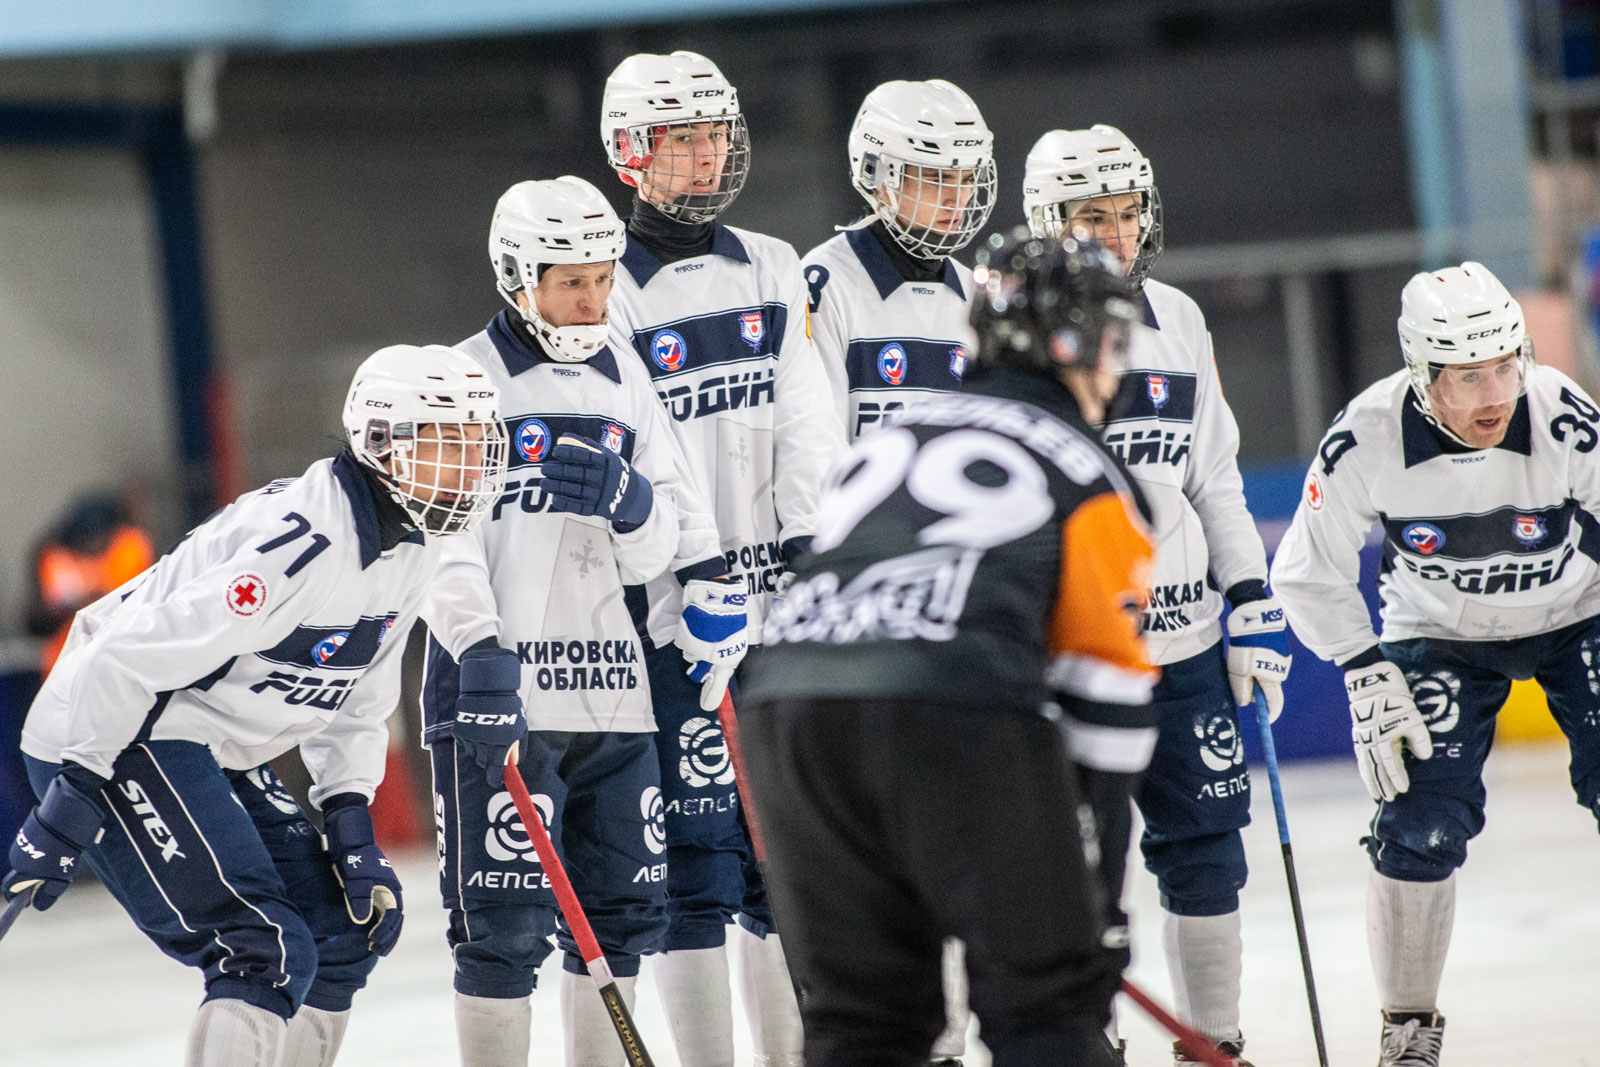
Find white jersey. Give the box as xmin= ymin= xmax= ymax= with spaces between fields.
xmin=802 ymin=226 xmax=976 ymax=439
xmin=421 ymin=312 xmax=715 ymax=735
xmin=1272 ymin=365 xmax=1600 ymax=664
xmin=608 ymin=224 xmax=848 ymax=643
xmin=24 ymin=454 xmax=434 ymax=807
xmin=1101 ymin=279 xmax=1268 ymax=665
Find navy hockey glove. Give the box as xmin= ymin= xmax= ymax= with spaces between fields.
xmin=676 ymin=578 xmax=750 ymax=711
xmin=322 ymin=795 xmax=404 ymax=956
xmin=1225 ymin=590 xmax=1292 ymax=721
xmin=4 ymin=767 xmax=105 ymax=911
xmin=456 ymin=644 xmax=527 ymax=786
xmin=541 ymin=435 xmax=654 ymax=532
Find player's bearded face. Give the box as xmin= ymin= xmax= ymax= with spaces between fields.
xmin=1426 ymin=352 xmax=1525 ymax=448
xmin=1069 ymin=193 xmax=1145 ymax=276
xmin=890 ymin=166 xmax=977 ymax=237
xmin=641 ymin=122 xmax=729 ymax=206
xmin=528 ymin=262 xmax=614 ymax=328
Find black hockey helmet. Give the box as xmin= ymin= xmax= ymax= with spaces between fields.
xmin=970 ymin=226 xmax=1140 ymax=377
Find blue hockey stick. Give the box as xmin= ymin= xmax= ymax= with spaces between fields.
xmin=0 ymin=887 xmax=34 ymax=945
xmin=1253 ymin=687 xmax=1329 ymax=1067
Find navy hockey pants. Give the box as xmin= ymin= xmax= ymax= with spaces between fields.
xmin=431 ymin=730 xmax=668 ymax=998
xmin=26 ymin=743 xmax=378 ymax=1020
xmin=1373 ymin=614 xmax=1600 ymax=882
xmin=1135 ymin=641 xmax=1253 ymax=916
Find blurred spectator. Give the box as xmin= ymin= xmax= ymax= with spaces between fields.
xmin=24 ymin=491 xmax=154 ymax=673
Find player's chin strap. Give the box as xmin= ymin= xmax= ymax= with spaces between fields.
xmin=500 ymin=290 xmax=609 ymax=364
xmin=1410 ymin=396 xmax=1477 ymax=450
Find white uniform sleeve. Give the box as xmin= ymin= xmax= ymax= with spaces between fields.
xmin=611 ymin=382 xmax=689 ymax=585
xmin=57 ymin=521 xmax=343 ymax=781
xmin=772 ymin=261 xmax=850 ymax=545
xmin=801 ymin=253 xmax=851 ymax=430
xmin=300 ymin=592 xmax=426 ymax=808
xmin=1270 ymin=419 xmax=1382 ymax=664
xmin=1184 ymin=336 xmax=1268 ymax=593
xmin=421 ymin=524 xmax=501 ymax=661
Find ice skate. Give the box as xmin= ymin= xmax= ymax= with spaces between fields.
xmin=1378 ymin=1011 xmax=1444 ymax=1067
xmin=1176 ymin=1036 xmax=1252 ymax=1066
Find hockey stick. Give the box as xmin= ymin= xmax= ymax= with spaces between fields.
xmin=715 ymin=690 xmax=767 ymax=863
xmin=1252 ymin=687 xmax=1330 ymax=1067
xmin=501 ymin=759 xmax=656 ymax=1067
xmin=0 ymin=887 xmax=33 ymax=944
xmin=1120 ymin=978 xmax=1237 ymax=1067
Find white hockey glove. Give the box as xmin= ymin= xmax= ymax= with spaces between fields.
xmin=1225 ymin=594 xmax=1292 ymax=721
xmin=1345 ymin=661 xmax=1434 ymax=802
xmin=676 ymin=578 xmax=749 ymax=712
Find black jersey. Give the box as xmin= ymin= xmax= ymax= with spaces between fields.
xmin=743 ymin=363 xmax=1157 ymax=758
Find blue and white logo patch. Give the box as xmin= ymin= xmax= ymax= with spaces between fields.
xmin=949 ymin=346 xmax=967 ymax=379
xmin=1401 ymin=522 xmax=1446 ymax=556
xmin=1513 ymin=514 xmax=1547 ymax=546
xmin=603 ymin=423 xmax=626 ymax=453
xmin=739 ymin=311 xmax=765 ymax=351
xmin=516 ymin=418 xmax=551 ymax=463
xmin=312 ymin=632 xmax=349 ymax=666
xmin=652 ymin=329 xmax=687 ymax=372
xmin=1147 ymin=373 xmax=1169 ymax=412
xmin=878 ymin=343 xmax=906 ymax=385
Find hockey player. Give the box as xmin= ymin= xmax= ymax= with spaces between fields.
xmin=422 ymin=175 xmax=725 ymax=1067
xmin=1271 ymin=261 xmax=1600 ymax=1066
xmin=1024 ymin=125 xmax=1291 ymax=1065
xmin=803 ymin=78 xmax=994 ymax=440
xmin=600 ymin=49 xmax=847 ymax=1067
xmin=741 ymin=230 xmax=1155 ymax=1067
xmin=2 ymin=344 xmax=508 ymax=1067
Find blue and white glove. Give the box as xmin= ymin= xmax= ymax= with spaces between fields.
xmin=1225 ymin=592 xmax=1292 ymax=721
xmin=676 ymin=578 xmax=749 ymax=712
xmin=455 ymin=644 xmax=527 ymax=786
xmin=3 ymin=767 xmax=105 ymax=911
xmin=322 ymin=795 xmax=404 ymax=956
xmin=541 ymin=435 xmax=654 ymax=532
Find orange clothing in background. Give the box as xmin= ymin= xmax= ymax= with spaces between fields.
xmin=37 ymin=526 xmax=154 ymax=672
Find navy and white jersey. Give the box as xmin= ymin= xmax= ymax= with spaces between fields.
xmin=1101 ymin=279 xmax=1268 ymax=665
xmin=24 ymin=453 xmax=433 ymax=807
xmin=1272 ymin=365 xmax=1600 ymax=664
xmin=422 ymin=312 xmax=715 ymax=734
xmin=802 ymin=226 xmax=976 ymax=440
xmin=608 ymin=225 xmax=848 ymax=643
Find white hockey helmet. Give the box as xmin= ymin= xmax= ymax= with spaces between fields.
xmin=602 ymin=50 xmax=750 ymax=223
xmin=1398 ymin=261 xmax=1532 ymax=426
xmin=343 ymin=344 xmax=508 ymax=537
xmin=1023 ymin=125 xmax=1163 ymax=287
xmin=490 ymin=176 xmax=625 ymax=364
xmin=847 ymin=79 xmax=996 ymax=259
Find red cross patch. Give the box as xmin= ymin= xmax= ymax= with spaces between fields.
xmin=226 ymin=573 xmax=267 ymax=617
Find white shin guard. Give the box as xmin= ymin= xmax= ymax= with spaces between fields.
xmin=560 ymin=969 xmax=637 ymax=1067
xmin=185 ymin=998 xmax=287 ymax=1067
xmin=1162 ymin=909 xmax=1244 ymax=1043
xmin=929 ymin=938 xmax=970 ymax=1058
xmin=455 ymin=993 xmax=531 ymax=1067
xmin=1368 ymin=869 xmax=1456 ymax=1012
xmin=734 ymin=925 xmax=803 ymax=1067
xmin=653 ymin=945 xmax=735 ymax=1067
xmin=280 ymin=1005 xmax=350 ymax=1067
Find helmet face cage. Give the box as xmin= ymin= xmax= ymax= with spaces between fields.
xmin=360 ymin=418 xmax=509 ymax=537
xmin=1030 ymin=186 xmax=1164 ymax=288
xmin=868 ymin=156 xmax=997 ymax=259
xmin=619 ymin=115 xmax=750 ymax=224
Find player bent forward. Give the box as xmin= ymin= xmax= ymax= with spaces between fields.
xmin=3 ymin=345 xmax=507 ymax=1067
xmin=740 ymin=231 xmax=1158 ymax=1067
xmin=1272 ymin=262 xmax=1600 ymax=1066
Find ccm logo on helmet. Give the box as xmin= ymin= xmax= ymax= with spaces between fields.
xmin=951 ymin=138 xmax=985 ymax=147
xmin=1465 ymin=327 xmax=1504 ymax=340
xmin=583 ymin=229 xmax=617 ymax=240
xmin=498 ymin=237 xmax=521 ymax=249
xmin=862 ymin=132 xmax=885 ymax=146
xmin=365 ymin=400 xmax=393 ymax=409
xmin=466 ymin=390 xmax=494 ymax=398
xmin=691 ymin=89 xmax=725 ymax=98
xmin=1099 ymin=161 xmax=1133 ymax=171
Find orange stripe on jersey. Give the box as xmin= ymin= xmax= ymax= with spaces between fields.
xmin=1050 ymin=491 xmax=1156 ymax=678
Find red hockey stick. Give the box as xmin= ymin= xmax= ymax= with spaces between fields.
xmin=502 ymin=760 xmax=655 ymax=1067
xmin=1121 ymin=978 xmax=1238 ymax=1067
xmin=715 ymin=690 xmax=767 ymax=862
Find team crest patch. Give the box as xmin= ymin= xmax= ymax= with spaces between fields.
xmin=313 ymin=632 xmax=349 ymax=665
xmin=1513 ymin=514 xmax=1546 ymax=546
xmin=226 ymin=574 xmax=267 ymax=617
xmin=1304 ymin=472 xmax=1325 ymax=511
xmin=1147 ymin=373 xmax=1169 ymax=413
xmin=949 ymin=346 xmax=967 ymax=379
xmin=877 ymin=343 xmax=907 ymax=385
xmin=603 ymin=423 xmax=626 ymax=453
xmin=515 ymin=418 xmax=551 ymax=463
xmin=376 ymin=617 xmax=395 ymax=648
xmin=651 ymin=329 xmax=687 ymax=372
xmin=739 ymin=311 xmax=765 ymax=351
xmin=1401 ymin=522 xmax=1446 ymax=556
